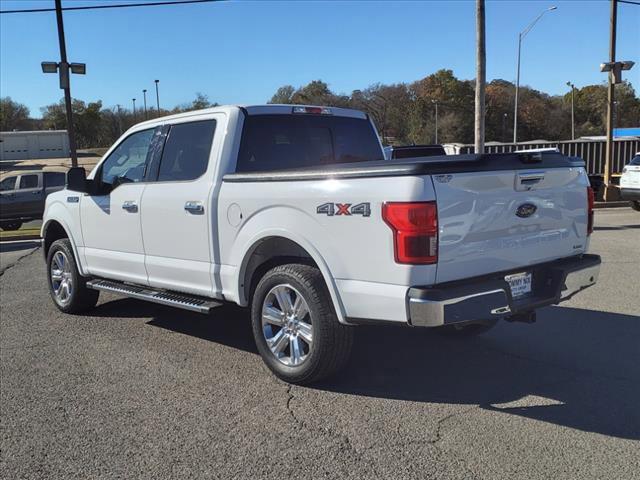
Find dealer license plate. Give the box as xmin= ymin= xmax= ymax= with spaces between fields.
xmin=505 ymin=272 xmax=532 ymax=299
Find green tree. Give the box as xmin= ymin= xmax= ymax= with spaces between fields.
xmin=41 ymin=99 xmax=104 ymax=148
xmin=0 ymin=97 xmax=31 ymax=131
xmin=269 ymin=85 xmax=295 ymax=104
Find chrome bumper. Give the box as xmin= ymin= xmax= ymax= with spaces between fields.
xmin=408 ymin=254 xmax=601 ymax=328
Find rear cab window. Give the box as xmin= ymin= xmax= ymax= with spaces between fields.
xmin=236 ymin=114 xmax=383 ymax=172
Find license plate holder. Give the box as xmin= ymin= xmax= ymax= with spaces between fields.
xmin=505 ymin=272 xmax=532 ymax=299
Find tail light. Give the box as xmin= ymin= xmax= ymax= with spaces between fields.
xmin=587 ymin=186 xmax=594 ymax=235
xmin=382 ymin=202 xmax=438 ymax=264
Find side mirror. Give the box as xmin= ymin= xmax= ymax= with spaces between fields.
xmin=66 ymin=167 xmax=88 ymax=193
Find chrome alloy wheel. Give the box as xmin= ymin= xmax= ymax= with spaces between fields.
xmin=261 ymin=284 xmax=313 ymax=366
xmin=51 ymin=251 xmax=73 ymax=305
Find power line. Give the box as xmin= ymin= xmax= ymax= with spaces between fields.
xmin=0 ymin=0 xmax=223 ymax=15
xmin=617 ymin=0 xmax=640 ymax=5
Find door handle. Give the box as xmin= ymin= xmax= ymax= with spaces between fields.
xmin=122 ymin=200 xmax=138 ymax=212
xmin=184 ymin=201 xmax=204 ymax=214
xmin=32 ymin=191 xmax=41 ymax=195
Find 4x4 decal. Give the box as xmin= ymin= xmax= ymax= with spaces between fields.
xmin=316 ymin=202 xmax=371 ymax=217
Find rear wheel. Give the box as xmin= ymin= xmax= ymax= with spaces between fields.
xmin=47 ymin=238 xmax=99 ymax=313
xmin=251 ymin=264 xmax=353 ymax=385
xmin=435 ymin=319 xmax=498 ymax=337
xmin=631 ymin=201 xmax=640 ymax=212
xmin=0 ymin=221 xmax=22 ymax=231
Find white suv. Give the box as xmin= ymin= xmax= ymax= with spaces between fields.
xmin=620 ymin=152 xmax=640 ymax=211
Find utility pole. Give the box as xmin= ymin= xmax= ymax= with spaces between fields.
xmin=566 ymin=81 xmax=576 ymax=140
xmin=143 ymin=89 xmax=148 ymax=119
xmin=55 ymin=0 xmax=78 ymax=167
xmin=604 ymin=0 xmax=617 ymax=201
xmin=475 ymin=0 xmax=486 ymax=154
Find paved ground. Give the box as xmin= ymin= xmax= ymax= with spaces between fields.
xmin=1 ymin=208 xmax=639 ymax=479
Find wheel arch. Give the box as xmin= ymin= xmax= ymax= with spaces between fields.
xmin=237 ymin=233 xmax=347 ymax=324
xmin=41 ymin=218 xmax=87 ymax=275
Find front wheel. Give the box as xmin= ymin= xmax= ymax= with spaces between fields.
xmin=631 ymin=201 xmax=640 ymax=212
xmin=251 ymin=264 xmax=353 ymax=385
xmin=47 ymin=238 xmax=99 ymax=313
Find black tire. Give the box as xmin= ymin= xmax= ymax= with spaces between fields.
xmin=435 ymin=319 xmax=499 ymax=337
xmin=0 ymin=221 xmax=22 ymax=231
xmin=251 ymin=264 xmax=353 ymax=385
xmin=631 ymin=201 xmax=640 ymax=212
xmin=46 ymin=238 xmax=99 ymax=313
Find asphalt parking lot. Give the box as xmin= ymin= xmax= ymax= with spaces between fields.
xmin=1 ymin=208 xmax=639 ymax=479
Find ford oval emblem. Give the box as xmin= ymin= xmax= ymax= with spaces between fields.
xmin=516 ymin=203 xmax=537 ymax=218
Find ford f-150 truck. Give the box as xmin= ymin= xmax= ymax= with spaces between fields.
xmin=42 ymin=105 xmax=601 ymax=384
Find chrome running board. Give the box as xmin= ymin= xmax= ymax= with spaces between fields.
xmin=86 ymin=279 xmax=222 ymax=313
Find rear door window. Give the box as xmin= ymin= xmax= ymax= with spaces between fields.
xmin=630 ymin=155 xmax=640 ymax=166
xmin=157 ymin=120 xmax=216 ymax=182
xmin=19 ymin=174 xmax=39 ymax=189
xmin=236 ymin=114 xmax=383 ymax=172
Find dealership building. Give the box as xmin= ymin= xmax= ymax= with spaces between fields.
xmin=0 ymin=130 xmax=70 ymax=161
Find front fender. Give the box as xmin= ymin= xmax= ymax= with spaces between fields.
xmin=42 ymin=195 xmax=87 ymax=275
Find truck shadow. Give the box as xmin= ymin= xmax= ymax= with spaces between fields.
xmin=327 ymin=306 xmax=640 ymax=441
xmin=91 ymin=299 xmax=639 ymax=440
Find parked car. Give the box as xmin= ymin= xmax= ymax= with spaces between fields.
xmin=41 ymin=105 xmax=600 ymax=384
xmin=0 ymin=170 xmax=67 ymax=230
xmin=620 ymin=152 xmax=640 ymax=211
xmin=384 ymin=144 xmax=446 ymax=160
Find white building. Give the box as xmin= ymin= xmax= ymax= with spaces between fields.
xmin=0 ymin=130 xmax=70 ymax=161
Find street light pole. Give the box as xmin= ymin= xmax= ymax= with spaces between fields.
xmin=566 ymin=81 xmax=575 ymax=140
xmin=116 ymin=104 xmax=123 ymax=135
xmin=143 ymin=89 xmax=148 ymax=119
xmin=513 ymin=6 xmax=557 ymax=145
xmin=154 ymin=79 xmax=160 ymax=113
xmin=54 ymin=0 xmax=78 ymax=167
xmin=503 ymin=113 xmax=508 ymax=142
xmin=132 ymin=98 xmax=136 ymax=121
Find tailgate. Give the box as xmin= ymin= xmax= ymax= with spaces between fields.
xmin=433 ymin=167 xmax=590 ymax=284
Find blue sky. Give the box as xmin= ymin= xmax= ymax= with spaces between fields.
xmin=1 ymin=0 xmax=639 ymax=118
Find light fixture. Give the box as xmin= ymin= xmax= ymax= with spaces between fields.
xmin=41 ymin=62 xmax=58 ymax=73
xmin=69 ymin=63 xmax=86 ymax=75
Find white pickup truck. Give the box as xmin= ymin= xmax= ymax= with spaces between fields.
xmin=42 ymin=105 xmax=601 ymax=384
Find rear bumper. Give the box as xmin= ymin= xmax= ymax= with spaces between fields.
xmin=407 ymin=254 xmax=601 ymax=327
xmin=620 ymin=188 xmax=640 ymax=201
